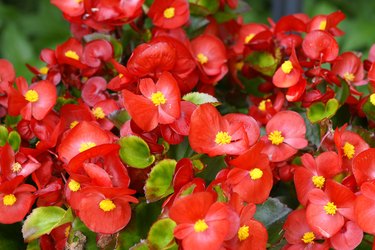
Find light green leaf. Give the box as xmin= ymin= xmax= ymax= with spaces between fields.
xmin=147 ymin=218 xmax=176 ymax=250
xmin=119 ymin=136 xmax=155 ymax=169
xmin=8 ymin=131 xmax=21 ymax=152
xmin=182 ymin=92 xmax=220 ymax=106
xmin=307 ymin=98 xmax=339 ymax=123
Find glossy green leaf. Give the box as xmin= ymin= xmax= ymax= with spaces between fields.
xmin=8 ymin=131 xmax=21 ymax=152
xmin=22 ymin=207 xmax=74 ymax=242
xmin=246 ymin=51 xmax=278 ymax=77
xmin=147 ymin=218 xmax=176 ymax=250
xmin=0 ymin=125 xmax=9 ymax=146
xmin=119 ymin=136 xmax=155 ymax=169
xmin=183 ymin=92 xmax=220 ymax=106
xmin=145 ymin=159 xmax=176 ymax=202
xmin=307 ymin=98 xmax=339 ymax=123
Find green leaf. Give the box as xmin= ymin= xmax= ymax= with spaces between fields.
xmin=119 ymin=136 xmax=155 ymax=169
xmin=26 ymin=240 xmax=41 ymax=250
xmin=145 ymin=159 xmax=177 ymax=202
xmin=307 ymin=98 xmax=339 ymax=123
xmin=333 ymin=79 xmax=350 ymax=104
xmin=182 ymin=92 xmax=220 ymax=106
xmin=0 ymin=125 xmax=9 ymax=146
xmin=189 ymin=0 xmax=219 ymax=16
xmin=147 ymin=218 xmax=176 ymax=250
xmin=22 ymin=207 xmax=74 ymax=242
xmin=67 ymin=217 xmax=96 ymax=250
xmin=363 ymin=97 xmax=375 ymax=121
xmin=8 ymin=131 xmax=21 ymax=152
xmin=246 ymin=51 xmax=278 ymax=77
xmin=108 ymin=109 xmax=131 ymax=129
xmin=130 ymin=241 xmax=150 ymax=250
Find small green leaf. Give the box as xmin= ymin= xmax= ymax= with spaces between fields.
xmin=333 ymin=79 xmax=350 ymax=104
xmin=147 ymin=218 xmax=176 ymax=250
xmin=119 ymin=136 xmax=155 ymax=169
xmin=0 ymin=125 xmax=9 ymax=146
xmin=22 ymin=207 xmax=74 ymax=242
xmin=130 ymin=241 xmax=149 ymax=250
xmin=307 ymin=98 xmax=339 ymax=123
xmin=189 ymin=0 xmax=219 ymax=16
xmin=108 ymin=109 xmax=131 ymax=129
xmin=8 ymin=131 xmax=21 ymax=152
xmin=182 ymin=92 xmax=220 ymax=106
xmin=246 ymin=51 xmax=278 ymax=77
xmin=363 ymin=97 xmax=375 ymax=121
xmin=145 ymin=159 xmax=176 ymax=202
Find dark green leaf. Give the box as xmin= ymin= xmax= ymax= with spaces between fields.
xmin=0 ymin=223 xmax=26 ymax=249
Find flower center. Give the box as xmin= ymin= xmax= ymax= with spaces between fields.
xmin=163 ymin=7 xmax=175 ymax=19
xmin=3 ymin=194 xmax=16 ymax=206
xmin=79 ymin=142 xmax=96 ymax=153
xmin=24 ymin=90 xmax=39 ymax=102
xmin=75 ymin=0 xmax=83 ymax=3
xmin=65 ymin=50 xmax=79 ymax=60
xmin=268 ymin=130 xmax=284 ymax=145
xmin=99 ymin=199 xmax=116 ymax=212
xmin=281 ymin=60 xmax=293 ymax=74
xmin=319 ymin=20 xmax=327 ymax=30
xmin=258 ymin=99 xmax=271 ymax=111
xmin=194 ymin=219 xmax=208 ymax=233
xmin=11 ymin=162 xmax=22 ymax=173
xmin=249 ymin=168 xmax=263 ymax=180
xmin=238 ymin=225 xmax=250 ymax=241
xmin=301 ymin=231 xmax=315 ymax=244
xmin=324 ymin=201 xmax=337 ymax=215
xmin=370 ymin=93 xmax=375 ymax=106
xmin=92 ymin=107 xmax=106 ymax=119
xmin=70 ymin=120 xmax=79 ymax=129
xmin=197 ymin=53 xmax=208 ymax=65
xmin=151 ymin=91 xmax=167 ymax=106
xmin=312 ymin=175 xmax=325 ymax=189
xmin=68 ymin=179 xmax=81 ymax=192
xmin=39 ymin=67 xmax=49 ymax=75
xmin=244 ymin=33 xmax=255 ymax=43
xmin=343 ymin=72 xmax=355 ymax=82
xmin=215 ymin=131 xmax=231 ymax=145
xmin=342 ymin=142 xmax=355 ymax=159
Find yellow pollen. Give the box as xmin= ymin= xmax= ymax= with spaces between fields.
xmin=343 ymin=72 xmax=355 ymax=82
xmin=79 ymin=142 xmax=96 ymax=152
xmin=268 ymin=130 xmax=284 ymax=145
xmin=342 ymin=142 xmax=355 ymax=159
xmin=3 ymin=194 xmax=16 ymax=206
xmin=258 ymin=99 xmax=271 ymax=111
xmin=151 ymin=91 xmax=167 ymax=106
xmin=70 ymin=120 xmax=79 ymax=129
xmin=163 ymin=7 xmax=175 ymax=19
xmin=249 ymin=168 xmax=263 ymax=180
xmin=24 ymin=90 xmax=39 ymax=103
xmin=194 ymin=219 xmax=208 ymax=233
xmin=197 ymin=53 xmax=208 ymax=65
xmin=236 ymin=61 xmax=244 ymax=71
xmin=39 ymin=67 xmax=49 ymax=75
xmin=68 ymin=180 xmax=81 ymax=192
xmin=244 ymin=33 xmax=255 ymax=44
xmin=312 ymin=175 xmax=325 ymax=189
xmin=215 ymin=131 xmax=232 ymax=145
xmin=281 ymin=60 xmax=293 ymax=74
xmin=65 ymin=50 xmax=79 ymax=60
xmin=118 ymin=73 xmax=124 ymax=78
xmin=319 ymin=20 xmax=327 ymax=30
xmin=238 ymin=225 xmax=250 ymax=241
xmin=65 ymin=226 xmax=71 ymax=238
xmin=99 ymin=199 xmax=116 ymax=212
xmin=324 ymin=202 xmax=337 ymax=215
xmin=75 ymin=0 xmax=83 ymax=3
xmin=11 ymin=162 xmax=22 ymax=173
xmin=92 ymin=107 xmax=106 ymax=119
xmin=301 ymin=231 xmax=315 ymax=244
xmin=370 ymin=93 xmax=375 ymax=106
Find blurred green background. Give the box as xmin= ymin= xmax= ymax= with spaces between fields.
xmin=0 ymin=0 xmax=374 ymax=80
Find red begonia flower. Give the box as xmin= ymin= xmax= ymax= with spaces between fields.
xmin=352 ymin=148 xmax=375 ymax=186
xmin=92 ymin=99 xmax=118 ymax=131
xmin=232 ymin=23 xmax=269 ymax=54
xmin=148 ymin=0 xmax=189 ymax=29
xmin=82 ymin=39 xmax=113 ymax=68
xmin=273 ymin=49 xmax=302 ymax=88
xmin=354 ymin=182 xmax=375 ymax=234
xmin=307 ymin=10 xmax=346 ymax=36
xmin=55 ymin=38 xmax=86 ymax=68
xmin=189 ymin=104 xmax=249 ymax=157
xmin=261 ymin=110 xmax=307 ymax=162
xmin=331 ymin=52 xmax=364 ymax=86
xmin=81 ymin=76 xmax=108 ymax=107
xmin=329 ymin=220 xmax=363 ymax=250
xmin=302 ymin=30 xmax=339 ymax=62
xmin=306 ymin=180 xmax=355 ymax=238
xmin=51 ymin=0 xmax=84 ymax=17
xmin=60 ymin=103 xmax=95 ymax=131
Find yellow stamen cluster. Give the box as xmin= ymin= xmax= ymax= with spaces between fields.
xmin=99 ymin=199 xmax=116 ymax=212
xmin=244 ymin=33 xmax=255 ymax=44
xmin=194 ymin=219 xmax=208 ymax=233
xmin=301 ymin=231 xmax=315 ymax=244
xmin=342 ymin=142 xmax=355 ymax=159
xmin=197 ymin=53 xmax=208 ymax=65
xmin=319 ymin=20 xmax=327 ymax=30
xmin=24 ymin=90 xmax=39 ymax=103
xmin=237 ymin=225 xmax=250 ymax=241
xmin=151 ymin=91 xmax=167 ymax=106
xmin=79 ymin=142 xmax=96 ymax=152
xmin=65 ymin=50 xmax=79 ymax=60
xmin=70 ymin=120 xmax=79 ymax=129
xmin=343 ymin=72 xmax=355 ymax=82
xmin=369 ymin=93 xmax=375 ymax=106
xmin=324 ymin=202 xmax=337 ymax=215
xmin=39 ymin=67 xmax=49 ymax=75
xmin=92 ymin=107 xmax=106 ymax=119
xmin=68 ymin=180 xmax=81 ymax=192
xmin=281 ymin=60 xmax=293 ymax=74
xmin=215 ymin=131 xmax=232 ymax=145
xmin=3 ymin=194 xmax=17 ymax=206
xmin=312 ymin=175 xmax=325 ymax=189
xmin=268 ymin=130 xmax=284 ymax=145
xmin=258 ymin=99 xmax=271 ymax=111
xmin=11 ymin=162 xmax=22 ymax=173
xmin=249 ymin=168 xmax=263 ymax=180
xmin=163 ymin=7 xmax=175 ymax=19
